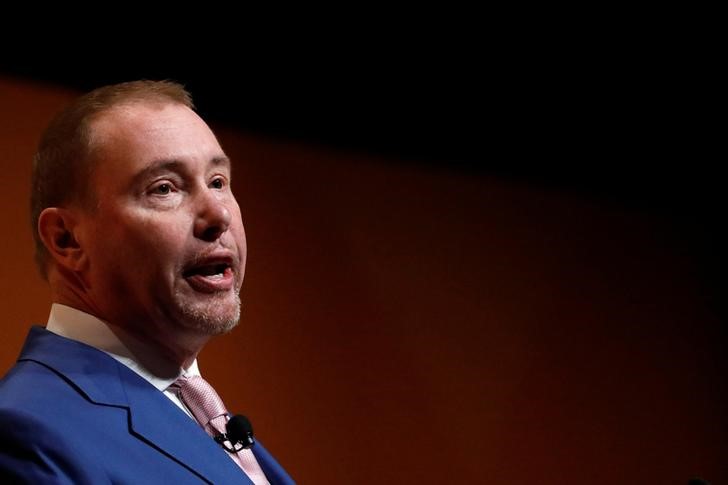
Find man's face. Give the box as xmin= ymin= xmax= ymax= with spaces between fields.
xmin=76 ymin=102 xmax=247 ymax=344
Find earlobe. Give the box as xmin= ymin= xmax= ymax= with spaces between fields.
xmin=38 ymin=208 xmax=87 ymax=272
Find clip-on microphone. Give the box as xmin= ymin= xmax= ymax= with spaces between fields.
xmin=214 ymin=414 xmax=255 ymax=453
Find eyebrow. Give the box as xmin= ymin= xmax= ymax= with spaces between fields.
xmin=129 ymin=156 xmax=231 ymax=189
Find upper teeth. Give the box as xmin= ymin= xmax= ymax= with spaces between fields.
xmin=197 ymin=264 xmax=226 ymax=276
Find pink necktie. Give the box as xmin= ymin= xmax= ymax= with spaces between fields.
xmin=171 ymin=375 xmax=269 ymax=485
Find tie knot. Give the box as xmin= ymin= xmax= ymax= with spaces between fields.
xmin=172 ymin=375 xmax=229 ymax=434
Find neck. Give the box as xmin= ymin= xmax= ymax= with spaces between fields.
xmin=116 ymin=321 xmax=207 ymax=370
xmin=50 ymin=273 xmax=208 ymax=370
xmin=105 ymin=321 xmax=202 ymax=375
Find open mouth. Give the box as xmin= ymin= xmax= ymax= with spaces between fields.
xmin=183 ymin=263 xmax=230 ymax=280
xmin=183 ymin=259 xmax=235 ymax=293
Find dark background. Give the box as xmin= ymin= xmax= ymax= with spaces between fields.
xmin=2 ymin=46 xmax=722 ymax=309
xmin=1 ymin=41 xmax=717 ymax=202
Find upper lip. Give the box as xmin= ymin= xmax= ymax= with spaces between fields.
xmin=182 ymin=250 xmax=236 ymax=277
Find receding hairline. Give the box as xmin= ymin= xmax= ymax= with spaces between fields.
xmin=84 ymin=99 xmax=201 ymax=154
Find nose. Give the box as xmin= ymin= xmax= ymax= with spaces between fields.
xmin=193 ymin=190 xmax=232 ymax=241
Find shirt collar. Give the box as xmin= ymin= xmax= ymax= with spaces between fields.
xmin=46 ymin=303 xmax=200 ymax=392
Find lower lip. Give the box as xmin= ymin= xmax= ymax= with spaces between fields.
xmin=184 ymin=267 xmax=235 ymax=293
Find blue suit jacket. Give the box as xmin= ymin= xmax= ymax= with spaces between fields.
xmin=0 ymin=326 xmax=295 ymax=484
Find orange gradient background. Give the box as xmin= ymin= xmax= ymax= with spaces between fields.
xmin=0 ymin=77 xmax=725 ymax=484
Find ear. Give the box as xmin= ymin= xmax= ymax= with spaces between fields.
xmin=37 ymin=207 xmax=88 ymax=272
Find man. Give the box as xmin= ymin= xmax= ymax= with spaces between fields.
xmin=0 ymin=80 xmax=294 ymax=484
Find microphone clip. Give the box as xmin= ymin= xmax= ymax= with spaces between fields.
xmin=214 ymin=433 xmax=248 ymax=453
xmin=214 ymin=414 xmax=255 ymax=453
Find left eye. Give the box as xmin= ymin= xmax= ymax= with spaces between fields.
xmin=155 ymin=183 xmax=172 ymax=194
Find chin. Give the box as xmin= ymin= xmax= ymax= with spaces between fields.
xmin=175 ymin=292 xmax=242 ymax=336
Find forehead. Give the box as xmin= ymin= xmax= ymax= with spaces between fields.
xmin=88 ymin=102 xmax=225 ymax=178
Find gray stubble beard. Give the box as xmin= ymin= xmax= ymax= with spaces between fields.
xmin=174 ymin=289 xmax=242 ymax=336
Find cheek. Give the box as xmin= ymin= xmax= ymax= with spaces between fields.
xmin=133 ymin=223 xmax=189 ymax=267
xmin=100 ymin=212 xmax=191 ymax=273
xmin=230 ymin=212 xmax=247 ymax=260
xmin=227 ymin=199 xmax=245 ymax=237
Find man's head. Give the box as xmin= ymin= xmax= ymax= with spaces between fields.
xmin=32 ymin=81 xmax=247 ymax=357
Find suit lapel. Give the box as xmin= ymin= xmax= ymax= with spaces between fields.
xmin=19 ymin=327 xmax=252 ymax=484
xmin=18 ymin=326 xmax=127 ymax=406
xmin=121 ymin=367 xmax=252 ymax=484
